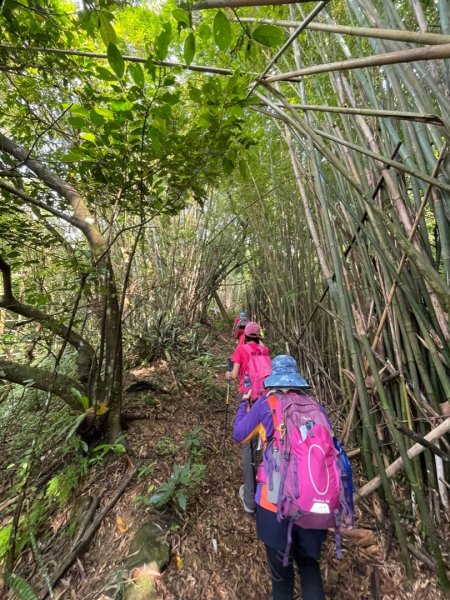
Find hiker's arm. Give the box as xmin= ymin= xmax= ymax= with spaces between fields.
xmin=226 ymin=361 xmax=240 ymax=381
xmin=233 ymin=398 xmax=262 ymax=444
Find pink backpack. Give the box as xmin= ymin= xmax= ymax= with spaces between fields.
xmin=264 ymin=392 xmax=354 ymax=564
xmin=243 ymin=344 xmax=272 ymax=401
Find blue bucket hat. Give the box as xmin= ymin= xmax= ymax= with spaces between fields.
xmin=239 ymin=311 xmax=247 ymax=319
xmin=264 ymin=355 xmax=309 ymax=389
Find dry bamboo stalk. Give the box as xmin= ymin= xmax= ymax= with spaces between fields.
xmin=356 ymin=418 xmax=450 ymax=499
xmin=264 ymin=43 xmax=450 ymax=81
xmin=230 ymin=17 xmax=450 ymax=45
xmin=270 ymin=103 xmax=444 ymax=125
xmin=192 ymin=0 xmax=317 ymax=8
xmin=370 ymin=141 xmax=449 ymax=349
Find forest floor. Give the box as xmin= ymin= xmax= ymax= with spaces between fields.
xmin=4 ymin=324 xmax=447 ymax=600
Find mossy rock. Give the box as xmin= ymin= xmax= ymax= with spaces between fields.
xmin=125 ymin=523 xmax=170 ymax=571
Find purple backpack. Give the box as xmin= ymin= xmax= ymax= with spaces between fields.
xmin=264 ymin=392 xmax=354 ymax=564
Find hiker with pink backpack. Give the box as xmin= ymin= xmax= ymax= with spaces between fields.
xmin=226 ymin=321 xmax=272 ymax=513
xmin=233 ymin=355 xmax=354 ymax=600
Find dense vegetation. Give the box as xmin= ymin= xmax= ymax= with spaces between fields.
xmin=0 ymin=0 xmax=449 ymax=596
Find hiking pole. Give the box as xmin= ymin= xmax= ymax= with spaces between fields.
xmin=222 ymin=359 xmax=232 ymax=444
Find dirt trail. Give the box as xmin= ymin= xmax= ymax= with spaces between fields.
xmin=46 ymin=328 xmax=444 ymax=600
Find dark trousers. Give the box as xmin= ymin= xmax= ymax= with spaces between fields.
xmin=265 ymin=544 xmax=325 ymax=600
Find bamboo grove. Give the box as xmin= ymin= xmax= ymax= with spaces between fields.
xmin=226 ymin=0 xmax=450 ymax=589
xmin=0 ymin=0 xmax=449 ymax=592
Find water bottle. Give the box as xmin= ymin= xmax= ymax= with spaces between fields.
xmin=244 ymin=373 xmax=251 ymax=390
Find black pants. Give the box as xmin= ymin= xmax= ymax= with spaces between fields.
xmin=265 ymin=544 xmax=325 ymax=600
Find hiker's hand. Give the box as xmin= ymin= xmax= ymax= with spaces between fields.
xmin=243 ymin=390 xmax=251 ymax=401
xmin=225 ymin=371 xmax=231 ymax=381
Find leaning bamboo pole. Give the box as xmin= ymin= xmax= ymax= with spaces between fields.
xmin=192 ymin=0 xmax=318 ymax=9
xmin=264 ymin=43 xmax=450 ymax=81
xmin=229 ymin=17 xmax=450 ymax=45
xmin=357 ymin=418 xmax=450 ymax=498
xmin=269 ymin=104 xmax=445 ymax=126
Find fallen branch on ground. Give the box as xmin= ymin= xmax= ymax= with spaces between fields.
xmin=40 ymin=462 xmax=141 ymax=600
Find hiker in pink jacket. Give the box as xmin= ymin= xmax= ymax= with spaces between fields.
xmin=226 ymin=321 xmax=270 ymax=513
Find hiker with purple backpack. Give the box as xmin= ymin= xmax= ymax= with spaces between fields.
xmin=226 ymin=321 xmax=271 ymax=513
xmin=233 ymin=355 xmax=354 ymax=600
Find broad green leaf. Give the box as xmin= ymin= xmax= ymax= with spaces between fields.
xmin=156 ymin=23 xmax=172 ymax=61
xmin=107 ymin=43 xmax=125 ymax=79
xmin=173 ymin=7 xmax=190 ymax=29
xmin=68 ymin=115 xmax=88 ymax=129
xmin=94 ymin=106 xmax=114 ymax=119
xmin=183 ymin=32 xmax=195 ymax=67
xmin=198 ymin=22 xmax=211 ymax=41
xmin=223 ymin=157 xmax=234 ymax=174
xmin=213 ymin=11 xmax=231 ymax=51
xmin=80 ymin=132 xmax=96 ymax=143
xmin=99 ymin=12 xmax=118 ymax=47
xmin=68 ymin=104 xmax=90 ymax=118
xmin=111 ymin=100 xmax=133 ymax=112
xmin=129 ymin=63 xmax=145 ymax=88
xmin=160 ymin=91 xmax=181 ymax=105
xmin=153 ymin=116 xmax=167 ymax=135
xmin=95 ymin=65 xmax=117 ymax=81
xmin=252 ymin=24 xmax=284 ymax=47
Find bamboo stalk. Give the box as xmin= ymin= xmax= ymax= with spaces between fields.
xmin=264 ymin=43 xmax=450 ymax=81
xmin=192 ymin=0 xmax=318 ymax=8
xmin=268 ymin=103 xmax=444 ymax=126
xmin=360 ymin=335 xmax=449 ymax=589
xmin=229 ymin=17 xmax=450 ymax=45
xmin=394 ymin=421 xmax=450 ymax=462
xmin=309 ymin=126 xmax=450 ymax=194
xmin=357 ymin=417 xmax=450 ymax=498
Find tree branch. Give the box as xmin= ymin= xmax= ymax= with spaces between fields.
xmin=0 ymin=255 xmax=96 ymax=384
xmin=0 ymin=357 xmax=82 ymax=411
xmin=0 ymin=131 xmax=105 ymax=252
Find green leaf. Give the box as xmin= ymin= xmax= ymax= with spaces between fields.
xmin=183 ymin=32 xmax=195 ymax=67
xmin=213 ymin=11 xmax=231 ymax=51
xmin=107 ymin=43 xmax=125 ymax=79
xmin=223 ymin=157 xmax=234 ymax=175
xmin=173 ymin=7 xmax=190 ymax=28
xmin=252 ymin=24 xmax=284 ymax=47
xmin=95 ymin=65 xmax=117 ymax=81
xmin=111 ymin=100 xmax=133 ymax=112
xmin=156 ymin=23 xmax=172 ymax=61
xmin=99 ymin=12 xmax=118 ymax=47
xmin=153 ymin=116 xmax=167 ymax=135
xmin=4 ymin=572 xmax=38 ymax=600
xmin=198 ymin=22 xmax=211 ymax=41
xmin=239 ymin=159 xmax=249 ymax=180
xmin=80 ymin=132 xmax=96 ymax=143
xmin=68 ymin=104 xmax=90 ymax=118
xmin=94 ymin=106 xmax=114 ymax=119
xmin=68 ymin=115 xmax=87 ymax=129
xmin=176 ymin=490 xmax=187 ymax=511
xmin=129 ymin=63 xmax=145 ymax=88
